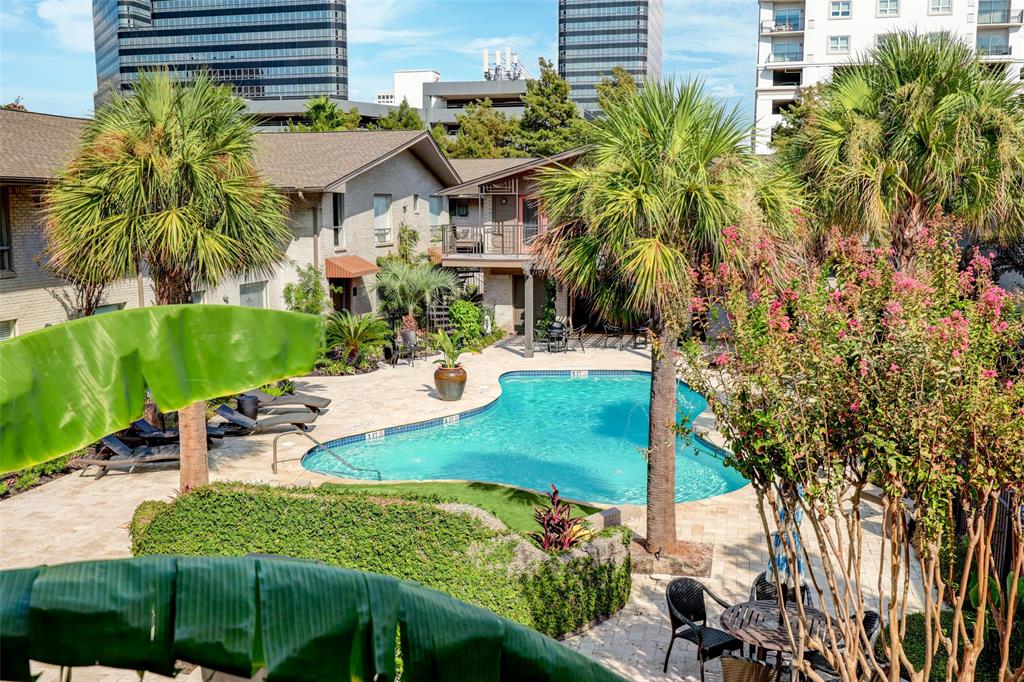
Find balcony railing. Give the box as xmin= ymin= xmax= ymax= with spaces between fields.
xmin=977 ymin=42 xmax=1012 ymax=56
xmin=978 ymin=9 xmax=1024 ymax=24
xmin=761 ymin=19 xmax=804 ymax=33
xmin=768 ymin=50 xmax=805 ymax=63
xmin=440 ymin=224 xmax=542 ymax=258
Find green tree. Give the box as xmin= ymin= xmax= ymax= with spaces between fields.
xmin=289 ymin=95 xmax=361 ymax=131
xmin=446 ymin=99 xmax=520 ymax=159
xmin=372 ymin=97 xmax=424 ymax=130
xmin=533 ymin=80 xmax=799 ymax=555
xmin=778 ymin=31 xmax=1024 ymax=268
xmin=374 ymin=260 xmax=458 ymax=332
xmin=512 ymin=58 xmax=588 ymax=156
xmin=595 ymin=66 xmax=638 ymax=111
xmin=283 ymin=264 xmax=329 ymax=314
xmin=44 ymin=72 xmax=291 ymax=492
xmin=430 ymin=123 xmax=451 ymax=154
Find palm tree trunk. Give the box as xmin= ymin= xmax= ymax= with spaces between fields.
xmin=156 ymin=276 xmax=210 ymax=493
xmin=177 ymin=400 xmax=209 ymax=492
xmin=646 ymin=324 xmax=678 ymax=554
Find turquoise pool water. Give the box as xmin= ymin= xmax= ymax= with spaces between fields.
xmin=303 ymin=372 xmax=747 ymax=505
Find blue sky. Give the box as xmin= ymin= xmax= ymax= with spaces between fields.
xmin=0 ymin=0 xmax=756 ymax=120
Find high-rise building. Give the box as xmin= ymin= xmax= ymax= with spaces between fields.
xmin=557 ymin=0 xmax=663 ymax=116
xmin=92 ymin=1 xmax=348 ymax=107
xmin=754 ymin=0 xmax=1024 ymax=154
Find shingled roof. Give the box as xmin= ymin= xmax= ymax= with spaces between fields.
xmin=0 ymin=110 xmax=88 ymax=183
xmin=253 ymin=129 xmax=460 ymax=191
xmin=449 ymin=158 xmax=537 ymax=184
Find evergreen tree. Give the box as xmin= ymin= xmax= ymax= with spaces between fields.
xmin=446 ymin=99 xmax=521 ymax=159
xmin=288 ymin=96 xmax=361 ymax=131
xmin=595 ymin=66 xmax=637 ymax=110
xmin=373 ymin=98 xmax=424 ymax=130
xmin=512 ymin=58 xmax=588 ymax=156
xmin=430 ymin=123 xmax=451 ymax=154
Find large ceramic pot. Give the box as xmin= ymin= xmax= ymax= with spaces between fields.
xmin=434 ymin=365 xmax=467 ymax=401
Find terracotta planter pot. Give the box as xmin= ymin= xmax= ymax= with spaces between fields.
xmin=434 ymin=365 xmax=467 ymax=401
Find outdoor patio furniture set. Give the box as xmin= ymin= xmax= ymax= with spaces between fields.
xmin=664 ymin=575 xmax=881 ymax=682
xmin=72 ymin=389 xmax=332 ymax=476
xmin=535 ymin=318 xmax=652 ymax=353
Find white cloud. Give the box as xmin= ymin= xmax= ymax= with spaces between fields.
xmin=37 ymin=0 xmax=93 ymax=53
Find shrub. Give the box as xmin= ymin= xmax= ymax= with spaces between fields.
xmin=522 ymin=526 xmax=632 ymax=638
xmin=531 ymin=485 xmax=590 ymax=551
xmin=876 ymin=611 xmax=1024 ymax=682
xmin=282 ymin=264 xmax=329 ymax=315
xmin=324 ymin=311 xmax=391 ymax=363
xmin=130 ymin=484 xmax=630 ymax=637
xmin=449 ymin=299 xmax=484 ymax=341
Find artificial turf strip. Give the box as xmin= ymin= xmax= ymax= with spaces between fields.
xmin=320 ymin=481 xmax=601 ymax=535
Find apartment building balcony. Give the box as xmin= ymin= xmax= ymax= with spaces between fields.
xmin=978 ymin=44 xmax=1014 ymax=58
xmin=760 ymin=19 xmax=804 ymax=35
xmin=978 ymin=8 xmax=1023 ymax=25
xmin=766 ymin=51 xmax=805 ymax=65
xmin=439 ymin=224 xmax=543 ymax=267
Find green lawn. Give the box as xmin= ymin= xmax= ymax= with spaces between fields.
xmin=321 ymin=481 xmax=601 ymax=534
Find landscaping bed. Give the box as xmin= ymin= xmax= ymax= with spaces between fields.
xmin=130 ymin=483 xmax=630 ymax=637
xmin=0 ymin=449 xmax=86 ymax=500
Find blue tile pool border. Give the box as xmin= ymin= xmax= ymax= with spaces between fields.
xmin=301 ymin=370 xmax=732 ymax=470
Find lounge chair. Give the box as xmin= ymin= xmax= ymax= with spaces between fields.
xmin=131 ymin=419 xmax=225 ymax=444
xmin=239 ymin=388 xmax=331 ymax=413
xmin=71 ymin=435 xmax=181 ymax=478
xmin=214 ymin=404 xmax=318 ymax=436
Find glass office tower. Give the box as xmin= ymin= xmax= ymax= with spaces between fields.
xmin=557 ymin=0 xmax=663 ymax=116
xmin=93 ymin=1 xmax=347 ymax=107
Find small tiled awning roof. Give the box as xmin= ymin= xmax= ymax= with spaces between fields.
xmin=324 ymin=255 xmax=379 ymax=279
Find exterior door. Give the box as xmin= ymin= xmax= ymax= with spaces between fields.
xmin=492 ymin=194 xmax=517 ymax=253
xmin=329 ymin=278 xmax=352 ymax=312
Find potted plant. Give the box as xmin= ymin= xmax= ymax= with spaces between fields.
xmin=430 ymin=330 xmax=479 ymax=401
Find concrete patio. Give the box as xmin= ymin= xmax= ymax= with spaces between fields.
xmin=0 ymin=341 xmax=918 ymax=682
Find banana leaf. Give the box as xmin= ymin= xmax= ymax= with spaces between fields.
xmin=0 ymin=305 xmax=322 ymax=474
xmin=0 ymin=557 xmax=625 ymax=682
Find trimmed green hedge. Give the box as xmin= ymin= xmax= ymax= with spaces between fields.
xmin=130 ymin=484 xmax=630 ymax=637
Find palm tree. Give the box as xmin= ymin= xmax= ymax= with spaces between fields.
xmin=779 ymin=31 xmax=1024 ymax=268
xmin=533 ymin=80 xmax=799 ymax=555
xmin=45 ymin=71 xmax=291 ymax=492
xmin=375 ymin=260 xmax=458 ymax=332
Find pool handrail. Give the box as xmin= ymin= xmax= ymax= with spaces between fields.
xmin=272 ymin=431 xmax=382 ymax=480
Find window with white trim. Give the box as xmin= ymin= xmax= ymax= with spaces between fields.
xmin=332 ymin=192 xmax=345 ymax=248
xmin=413 ymin=194 xmax=420 ymax=214
xmin=0 ymin=319 xmax=15 ymax=341
xmin=829 ymin=36 xmax=851 ymax=54
xmin=0 ymin=187 xmax=12 ymax=273
xmin=94 ymin=303 xmax=126 ymax=315
xmin=878 ymin=0 xmax=900 ymax=17
xmin=239 ymin=282 xmax=266 ymax=308
xmin=830 ymin=1 xmax=851 ymax=18
xmin=930 ymin=0 xmax=952 ymax=14
xmin=373 ymin=193 xmax=392 ymax=244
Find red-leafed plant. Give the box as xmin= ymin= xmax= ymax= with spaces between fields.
xmin=531 ymin=485 xmax=590 ymax=552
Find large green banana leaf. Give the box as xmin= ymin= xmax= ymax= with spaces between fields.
xmin=0 ymin=556 xmax=624 ymax=682
xmin=0 ymin=305 xmax=322 ymax=474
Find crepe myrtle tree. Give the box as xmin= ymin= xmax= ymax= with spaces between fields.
xmin=44 ymin=71 xmax=291 ymax=492
xmin=532 ymin=79 xmax=802 ymax=555
xmin=679 ymin=218 xmax=1024 ymax=682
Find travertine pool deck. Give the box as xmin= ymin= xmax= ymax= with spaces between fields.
xmin=0 ymin=341 xmax=920 ymax=682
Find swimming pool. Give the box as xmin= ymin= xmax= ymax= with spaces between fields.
xmin=302 ymin=371 xmax=747 ymax=505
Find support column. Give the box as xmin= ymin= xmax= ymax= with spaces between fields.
xmin=523 ymin=262 xmax=534 ymax=358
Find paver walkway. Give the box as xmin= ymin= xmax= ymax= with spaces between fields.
xmin=0 ymin=341 xmax=920 ymax=681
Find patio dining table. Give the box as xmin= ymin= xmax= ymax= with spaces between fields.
xmin=721 ymin=600 xmax=841 ymax=656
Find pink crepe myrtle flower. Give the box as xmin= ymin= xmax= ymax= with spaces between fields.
xmin=859 ymin=358 xmax=869 ymax=377
xmin=889 ymin=363 xmax=901 ymax=374
xmin=849 ymin=400 xmax=861 ymax=412
xmin=981 ymin=369 xmax=998 ymax=379
xmin=722 ymin=225 xmax=740 ymax=245
xmin=714 ymin=352 xmax=730 ymax=367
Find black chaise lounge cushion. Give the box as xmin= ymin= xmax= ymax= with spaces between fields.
xmin=132 ymin=419 xmax=225 ymax=440
xmin=241 ymin=389 xmax=331 ymax=412
xmin=214 ymin=404 xmax=318 ymax=435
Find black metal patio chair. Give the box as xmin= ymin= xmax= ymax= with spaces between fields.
xmin=720 ymin=655 xmax=773 ymax=682
xmin=632 ymin=318 xmax=653 ymax=349
xmin=663 ymin=578 xmax=743 ymax=681
xmin=392 ymin=330 xmax=425 ymax=366
xmin=569 ymin=323 xmax=587 ymax=352
xmin=602 ymin=322 xmax=623 ymax=349
xmin=750 ymin=570 xmax=815 ymax=607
